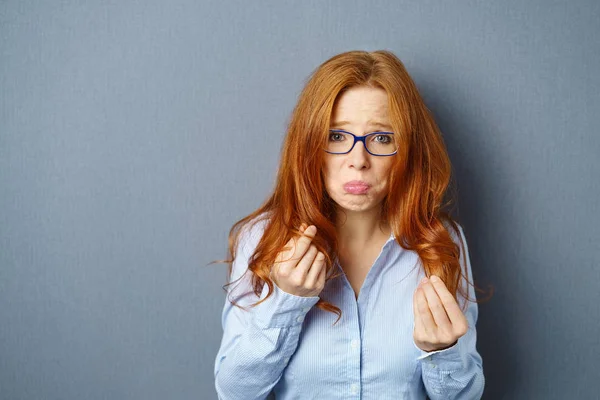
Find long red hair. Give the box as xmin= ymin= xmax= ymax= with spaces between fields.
xmin=216 ymin=50 xmax=488 ymax=323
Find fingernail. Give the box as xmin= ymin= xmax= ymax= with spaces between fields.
xmin=306 ymin=225 xmax=316 ymax=234
xmin=421 ymin=277 xmax=428 ymax=284
xmin=430 ymin=275 xmax=439 ymax=283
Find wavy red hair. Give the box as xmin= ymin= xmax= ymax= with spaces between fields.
xmin=215 ymin=50 xmax=489 ymax=324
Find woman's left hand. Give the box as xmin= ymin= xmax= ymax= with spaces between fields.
xmin=413 ymin=275 xmax=469 ymax=352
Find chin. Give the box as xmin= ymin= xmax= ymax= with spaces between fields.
xmin=333 ymin=195 xmax=381 ymax=213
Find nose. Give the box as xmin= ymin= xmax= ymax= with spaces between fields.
xmin=348 ymin=140 xmax=370 ymax=170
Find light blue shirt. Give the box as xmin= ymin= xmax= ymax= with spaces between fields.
xmin=214 ymin=218 xmax=484 ymax=399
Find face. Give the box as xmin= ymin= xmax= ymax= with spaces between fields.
xmin=322 ymin=85 xmax=395 ymax=215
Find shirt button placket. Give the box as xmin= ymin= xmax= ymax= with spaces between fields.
xmin=349 ymin=339 xmax=360 ymax=396
xmin=347 ymin=284 xmax=362 ymax=398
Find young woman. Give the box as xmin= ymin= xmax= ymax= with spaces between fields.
xmin=214 ymin=50 xmax=485 ymax=399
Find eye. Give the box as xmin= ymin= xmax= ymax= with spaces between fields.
xmin=373 ymin=134 xmax=392 ymax=143
xmin=329 ymin=132 xmax=346 ymax=142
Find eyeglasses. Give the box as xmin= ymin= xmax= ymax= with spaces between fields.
xmin=324 ymin=129 xmax=398 ymax=156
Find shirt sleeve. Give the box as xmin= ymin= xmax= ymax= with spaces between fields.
xmin=214 ymin=224 xmax=320 ymax=400
xmin=417 ymin=223 xmax=485 ymax=399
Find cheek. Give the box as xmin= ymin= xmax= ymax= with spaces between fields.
xmin=320 ymin=164 xmax=332 ymax=189
xmin=322 ymin=160 xmax=338 ymax=180
xmin=375 ymin=164 xmax=394 ymax=189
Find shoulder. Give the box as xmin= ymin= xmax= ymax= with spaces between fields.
xmin=237 ymin=212 xmax=271 ymax=258
xmin=441 ymin=218 xmax=466 ymax=246
xmin=441 ymin=218 xmax=472 ymax=269
xmin=229 ymin=212 xmax=271 ymax=284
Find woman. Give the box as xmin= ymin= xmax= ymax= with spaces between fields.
xmin=213 ymin=50 xmax=485 ymax=399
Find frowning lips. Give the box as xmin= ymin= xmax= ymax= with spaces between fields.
xmin=343 ymin=180 xmax=371 ymax=194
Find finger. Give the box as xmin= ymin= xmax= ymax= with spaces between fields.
xmin=413 ymin=288 xmax=426 ymax=332
xmin=276 ymin=223 xmax=311 ymax=265
xmin=305 ymin=251 xmax=325 ymax=287
xmin=429 ymin=275 xmax=466 ymax=327
xmin=275 ymin=235 xmax=298 ymax=268
xmin=292 ymin=225 xmax=317 ymax=261
xmin=316 ymin=257 xmax=326 ymax=287
xmin=420 ymin=279 xmax=452 ymax=330
xmin=293 ymin=244 xmax=319 ymax=280
xmin=275 ymin=224 xmax=315 ymax=276
xmin=412 ymin=288 xmax=419 ymax=318
xmin=415 ymin=286 xmax=436 ymax=332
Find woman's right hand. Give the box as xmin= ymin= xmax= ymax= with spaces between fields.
xmin=270 ymin=223 xmax=327 ymax=298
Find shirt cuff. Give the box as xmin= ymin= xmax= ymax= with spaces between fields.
xmin=415 ymin=340 xmax=457 ymax=360
xmin=415 ymin=338 xmax=465 ymax=371
xmin=252 ymin=281 xmax=321 ymax=329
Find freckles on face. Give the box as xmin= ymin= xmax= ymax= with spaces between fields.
xmin=322 ymin=85 xmax=395 ymax=213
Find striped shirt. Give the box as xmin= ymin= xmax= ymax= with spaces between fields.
xmin=214 ymin=218 xmax=484 ymax=399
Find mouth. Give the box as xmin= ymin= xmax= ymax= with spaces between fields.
xmin=343 ymin=181 xmax=371 ymax=194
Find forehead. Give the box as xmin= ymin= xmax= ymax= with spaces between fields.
xmin=330 ymin=86 xmax=390 ymax=128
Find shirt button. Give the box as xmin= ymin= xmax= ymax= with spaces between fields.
xmin=296 ymin=315 xmax=304 ymax=323
xmin=350 ymin=383 xmax=359 ymax=394
xmin=350 ymin=339 xmax=359 ymax=349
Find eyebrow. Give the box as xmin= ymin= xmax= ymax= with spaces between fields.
xmin=330 ymin=120 xmax=393 ymax=130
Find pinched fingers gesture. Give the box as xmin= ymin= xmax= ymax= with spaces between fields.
xmin=271 ymin=223 xmax=327 ymax=298
xmin=413 ymin=275 xmax=469 ymax=352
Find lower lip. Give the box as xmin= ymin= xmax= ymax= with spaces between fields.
xmin=344 ymin=184 xmax=370 ymax=194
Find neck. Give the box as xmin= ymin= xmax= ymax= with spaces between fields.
xmin=335 ymin=207 xmax=391 ymax=249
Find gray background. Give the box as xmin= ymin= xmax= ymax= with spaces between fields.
xmin=1 ymin=1 xmax=599 ymax=399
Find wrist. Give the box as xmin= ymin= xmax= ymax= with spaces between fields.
xmin=432 ymin=340 xmax=458 ymax=352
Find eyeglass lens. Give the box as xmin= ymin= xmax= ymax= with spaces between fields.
xmin=327 ymin=131 xmax=397 ymax=155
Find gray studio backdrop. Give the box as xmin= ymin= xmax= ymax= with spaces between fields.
xmin=1 ymin=1 xmax=598 ymax=399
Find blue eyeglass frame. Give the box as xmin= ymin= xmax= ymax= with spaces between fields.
xmin=325 ymin=129 xmax=398 ymax=156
